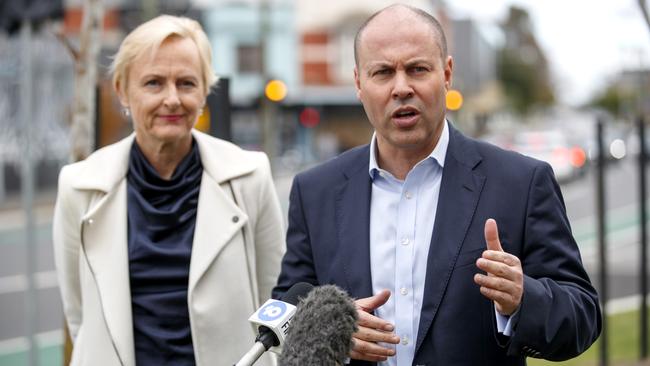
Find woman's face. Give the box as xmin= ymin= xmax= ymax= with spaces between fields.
xmin=118 ymin=36 xmax=206 ymax=149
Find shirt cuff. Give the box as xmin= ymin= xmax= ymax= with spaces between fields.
xmin=494 ymin=304 xmax=519 ymax=336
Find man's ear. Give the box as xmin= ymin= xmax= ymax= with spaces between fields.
xmin=354 ymin=67 xmax=362 ymax=100
xmin=444 ymin=56 xmax=453 ymax=91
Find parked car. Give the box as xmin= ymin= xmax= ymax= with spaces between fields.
xmin=512 ymin=129 xmax=587 ymax=183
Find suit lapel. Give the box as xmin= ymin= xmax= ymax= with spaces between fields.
xmin=336 ymin=146 xmax=374 ymax=299
xmin=415 ymin=125 xmax=486 ymax=353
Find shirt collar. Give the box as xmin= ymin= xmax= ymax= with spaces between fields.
xmin=368 ymin=119 xmax=449 ymax=179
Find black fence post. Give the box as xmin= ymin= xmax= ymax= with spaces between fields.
xmin=640 ymin=115 xmax=648 ymax=361
xmin=596 ymin=117 xmax=608 ymax=366
xmin=207 ymin=77 xmax=232 ymax=141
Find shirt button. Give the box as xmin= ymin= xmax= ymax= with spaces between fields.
xmin=400 ymin=237 xmax=410 ymax=246
xmin=400 ymin=287 xmax=408 ymax=296
xmin=401 ymin=335 xmax=409 ymax=345
xmin=232 ymin=216 xmax=239 ymax=223
xmin=405 ymin=191 xmax=412 ymax=199
xmin=87 ymin=218 xmax=94 ymax=225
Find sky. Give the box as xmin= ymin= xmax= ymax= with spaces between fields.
xmin=446 ymin=0 xmax=650 ymax=106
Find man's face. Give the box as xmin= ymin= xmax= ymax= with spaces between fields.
xmin=354 ymin=11 xmax=453 ymax=160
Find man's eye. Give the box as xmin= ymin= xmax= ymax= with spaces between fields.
xmin=145 ymin=79 xmax=160 ymax=87
xmin=374 ymin=69 xmax=392 ymax=76
xmin=411 ymin=66 xmax=428 ymax=73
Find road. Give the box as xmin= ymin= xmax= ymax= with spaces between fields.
xmin=0 ymin=157 xmax=648 ymax=365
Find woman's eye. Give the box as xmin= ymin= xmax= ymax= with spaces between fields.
xmin=180 ymin=80 xmax=197 ymax=88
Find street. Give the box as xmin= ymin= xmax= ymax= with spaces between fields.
xmin=0 ymin=156 xmax=648 ymax=364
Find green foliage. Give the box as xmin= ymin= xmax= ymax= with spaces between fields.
xmin=497 ymin=7 xmax=556 ymax=115
xmin=528 ymin=308 xmax=647 ymax=366
xmin=589 ymin=85 xmax=636 ymax=118
xmin=497 ymin=50 xmax=551 ymax=115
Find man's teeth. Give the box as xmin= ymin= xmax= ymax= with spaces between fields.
xmin=396 ymin=111 xmax=416 ymax=117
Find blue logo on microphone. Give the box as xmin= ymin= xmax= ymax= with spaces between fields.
xmin=258 ymin=301 xmax=287 ymax=321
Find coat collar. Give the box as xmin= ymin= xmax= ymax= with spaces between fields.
xmin=71 ymin=130 xmax=256 ymax=192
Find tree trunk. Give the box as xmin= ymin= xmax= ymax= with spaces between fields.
xmin=70 ymin=0 xmax=103 ymax=162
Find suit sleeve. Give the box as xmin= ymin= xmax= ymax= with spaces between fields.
xmin=52 ymin=166 xmax=83 ymax=341
xmin=272 ymin=175 xmax=319 ymax=299
xmin=507 ymin=163 xmax=602 ymax=360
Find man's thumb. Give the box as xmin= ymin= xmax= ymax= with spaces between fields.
xmin=355 ymin=289 xmax=391 ymax=312
xmin=484 ymin=218 xmax=504 ymax=252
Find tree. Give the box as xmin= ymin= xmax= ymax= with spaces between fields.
xmin=497 ymin=6 xmax=555 ymax=115
xmin=69 ymin=0 xmax=104 ymax=161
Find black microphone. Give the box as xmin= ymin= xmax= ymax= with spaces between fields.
xmin=234 ymin=282 xmax=314 ymax=366
xmin=279 ymin=285 xmax=358 ymax=366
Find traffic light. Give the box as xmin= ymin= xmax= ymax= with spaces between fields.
xmin=446 ymin=89 xmax=463 ymax=111
xmin=265 ymin=79 xmax=287 ymax=102
xmin=299 ymin=107 xmax=320 ymax=128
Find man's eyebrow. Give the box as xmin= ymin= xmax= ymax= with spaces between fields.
xmin=364 ymin=61 xmax=393 ymax=75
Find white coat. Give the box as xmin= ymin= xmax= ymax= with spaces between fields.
xmin=53 ymin=130 xmax=285 ymax=366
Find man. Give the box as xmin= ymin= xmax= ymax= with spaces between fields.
xmin=273 ymin=4 xmax=600 ymax=365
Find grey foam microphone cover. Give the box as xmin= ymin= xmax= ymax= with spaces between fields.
xmin=279 ymin=285 xmax=358 ymax=366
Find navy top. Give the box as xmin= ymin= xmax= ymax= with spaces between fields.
xmin=127 ymin=140 xmax=202 ymax=366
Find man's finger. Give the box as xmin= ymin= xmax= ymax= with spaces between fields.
xmin=354 ymin=325 xmax=400 ymax=344
xmin=476 ymin=258 xmax=518 ymax=281
xmin=484 ymin=218 xmax=504 ymax=252
xmin=356 ymin=309 xmax=395 ymax=331
xmin=356 ymin=289 xmax=391 ymax=312
xmin=482 ymin=250 xmax=520 ymax=267
xmin=350 ymin=337 xmax=395 ymax=361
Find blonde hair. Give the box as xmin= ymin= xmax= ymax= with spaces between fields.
xmin=110 ymin=15 xmax=218 ymax=96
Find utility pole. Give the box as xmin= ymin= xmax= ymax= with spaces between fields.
xmin=19 ymin=16 xmax=37 ymax=366
xmin=259 ymin=0 xmax=278 ymax=166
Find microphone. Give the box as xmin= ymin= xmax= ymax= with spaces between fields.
xmin=279 ymin=285 xmax=358 ymax=366
xmin=234 ymin=282 xmax=314 ymax=366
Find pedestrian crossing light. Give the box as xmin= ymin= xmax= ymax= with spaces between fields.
xmin=446 ymin=89 xmax=463 ymax=111
xmin=265 ymin=79 xmax=287 ymax=102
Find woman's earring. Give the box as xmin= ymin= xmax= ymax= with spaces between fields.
xmin=122 ymin=108 xmax=130 ymax=117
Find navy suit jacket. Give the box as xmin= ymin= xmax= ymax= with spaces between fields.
xmin=274 ymin=124 xmax=601 ymax=365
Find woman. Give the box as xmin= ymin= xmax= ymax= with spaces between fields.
xmin=53 ymin=15 xmax=284 ymax=366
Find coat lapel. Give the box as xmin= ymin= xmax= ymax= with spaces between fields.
xmin=188 ymin=130 xmax=255 ymax=292
xmin=336 ymin=146 xmax=374 ymax=299
xmin=415 ymin=125 xmax=486 ymax=353
xmin=74 ymin=135 xmax=136 ymax=366
xmin=81 ymin=182 xmax=135 ymax=366
xmin=188 ymin=174 xmax=247 ymax=291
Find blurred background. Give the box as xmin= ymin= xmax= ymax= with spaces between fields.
xmin=1 ymin=0 xmax=650 ymax=365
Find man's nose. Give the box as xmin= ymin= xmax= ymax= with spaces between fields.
xmin=392 ymin=72 xmax=414 ymax=100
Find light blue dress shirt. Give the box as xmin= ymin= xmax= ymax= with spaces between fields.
xmin=368 ymin=121 xmax=513 ymax=366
